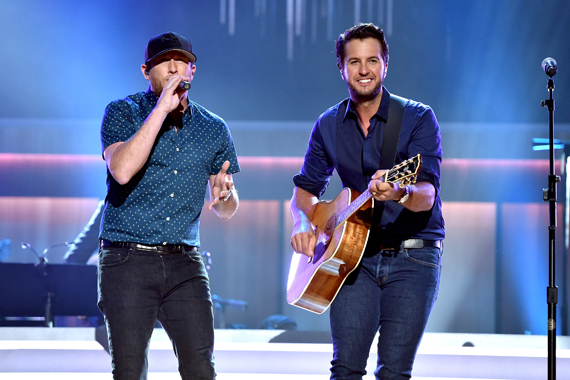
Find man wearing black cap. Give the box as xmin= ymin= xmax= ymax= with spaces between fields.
xmin=97 ymin=31 xmax=240 ymax=379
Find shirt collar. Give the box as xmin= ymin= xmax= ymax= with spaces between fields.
xmin=144 ymin=87 xmax=158 ymax=103
xmin=343 ymin=86 xmax=391 ymax=122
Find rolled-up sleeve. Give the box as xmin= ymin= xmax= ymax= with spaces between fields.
xmin=293 ymin=120 xmax=335 ymax=198
xmin=404 ymin=105 xmax=442 ymax=193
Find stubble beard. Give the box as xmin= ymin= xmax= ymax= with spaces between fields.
xmin=150 ymin=75 xmax=164 ymax=97
xmin=348 ymin=80 xmax=383 ymax=103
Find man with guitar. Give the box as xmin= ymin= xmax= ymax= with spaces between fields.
xmin=289 ymin=23 xmax=444 ymax=379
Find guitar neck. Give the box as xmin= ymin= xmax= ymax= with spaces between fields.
xmin=334 ymin=185 xmax=376 ymax=229
xmin=332 ymin=153 xmax=421 ymax=230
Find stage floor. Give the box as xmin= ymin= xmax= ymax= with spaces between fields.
xmin=1 ymin=327 xmax=569 ymax=379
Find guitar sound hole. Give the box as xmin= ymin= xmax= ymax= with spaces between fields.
xmin=325 ymin=214 xmax=336 ymax=234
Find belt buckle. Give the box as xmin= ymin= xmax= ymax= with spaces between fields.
xmin=135 ymin=243 xmax=159 ymax=252
xmin=133 ymin=243 xmax=189 ymax=254
xmin=403 ymin=239 xmax=423 ymax=249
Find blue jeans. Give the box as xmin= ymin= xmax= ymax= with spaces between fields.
xmin=97 ymin=245 xmax=215 ymax=380
xmin=329 ymin=245 xmax=442 ymax=380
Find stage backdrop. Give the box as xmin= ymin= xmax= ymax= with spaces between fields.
xmin=1 ymin=0 xmax=570 ymax=335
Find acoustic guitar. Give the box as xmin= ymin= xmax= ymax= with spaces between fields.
xmin=286 ymin=154 xmax=422 ymax=314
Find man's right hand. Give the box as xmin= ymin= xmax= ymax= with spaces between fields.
xmin=156 ymin=75 xmax=189 ymax=114
xmin=290 ymin=218 xmax=317 ymax=258
xmin=290 ymin=187 xmax=320 ymax=257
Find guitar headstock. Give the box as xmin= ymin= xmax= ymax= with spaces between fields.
xmin=385 ymin=154 xmax=422 ymax=185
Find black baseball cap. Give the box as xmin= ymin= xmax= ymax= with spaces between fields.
xmin=144 ymin=31 xmax=197 ymax=66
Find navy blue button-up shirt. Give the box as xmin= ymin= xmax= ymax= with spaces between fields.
xmin=100 ymin=90 xmax=240 ymax=247
xmin=293 ymin=88 xmax=444 ymax=245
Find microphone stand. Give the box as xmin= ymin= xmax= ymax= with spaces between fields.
xmin=541 ymin=71 xmax=557 ymax=380
xmin=21 ymin=242 xmax=51 ymax=326
xmin=20 ymin=242 xmax=70 ymax=327
xmin=21 ymin=242 xmax=48 ymax=268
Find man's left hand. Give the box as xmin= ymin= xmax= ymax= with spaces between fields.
xmin=209 ymin=161 xmax=234 ymax=210
xmin=368 ymin=170 xmax=404 ymax=202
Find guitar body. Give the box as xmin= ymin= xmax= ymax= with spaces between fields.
xmin=286 ymin=154 xmax=421 ymax=314
xmin=286 ymin=188 xmax=373 ymax=314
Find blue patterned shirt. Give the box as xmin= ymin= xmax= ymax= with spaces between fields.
xmin=293 ymin=87 xmax=444 ymax=245
xmin=100 ymin=89 xmax=240 ymax=247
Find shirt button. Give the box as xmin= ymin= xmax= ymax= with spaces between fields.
xmin=170 ymin=193 xmax=174 ymax=197
xmin=176 ymin=148 xmax=180 ymax=152
xmin=166 ymin=217 xmax=170 ymax=221
xmin=163 ymin=242 xmax=167 ymax=245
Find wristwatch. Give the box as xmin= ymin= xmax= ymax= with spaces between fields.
xmin=397 ymin=185 xmax=410 ymax=204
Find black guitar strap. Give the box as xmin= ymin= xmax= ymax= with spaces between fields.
xmin=369 ymin=94 xmax=408 ymax=240
xmin=378 ymin=94 xmax=407 ymax=169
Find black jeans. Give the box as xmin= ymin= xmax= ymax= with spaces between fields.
xmin=97 ymin=245 xmax=215 ymax=379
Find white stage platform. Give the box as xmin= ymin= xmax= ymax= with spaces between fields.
xmin=1 ymin=327 xmax=569 ymax=379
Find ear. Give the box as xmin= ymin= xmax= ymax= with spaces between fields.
xmin=141 ymin=64 xmax=150 ymax=80
xmin=338 ymin=65 xmax=345 ymax=81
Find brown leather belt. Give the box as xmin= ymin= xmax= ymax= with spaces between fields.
xmin=380 ymin=239 xmax=441 ymax=251
xmin=100 ymin=240 xmax=197 ymax=254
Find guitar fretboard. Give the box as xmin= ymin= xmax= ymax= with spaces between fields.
xmin=331 ymin=154 xmax=421 ymax=230
xmin=334 ymin=191 xmax=373 ymax=229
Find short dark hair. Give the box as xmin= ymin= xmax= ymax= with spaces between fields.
xmin=336 ymin=23 xmax=389 ymax=68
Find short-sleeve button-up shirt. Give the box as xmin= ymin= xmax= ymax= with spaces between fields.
xmin=100 ymin=90 xmax=240 ymax=247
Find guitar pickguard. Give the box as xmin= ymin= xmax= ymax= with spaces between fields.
xmin=313 ymin=241 xmax=327 ymax=263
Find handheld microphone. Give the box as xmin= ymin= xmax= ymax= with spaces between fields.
xmin=179 ymin=81 xmax=191 ymax=90
xmin=542 ymin=57 xmax=557 ymax=77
